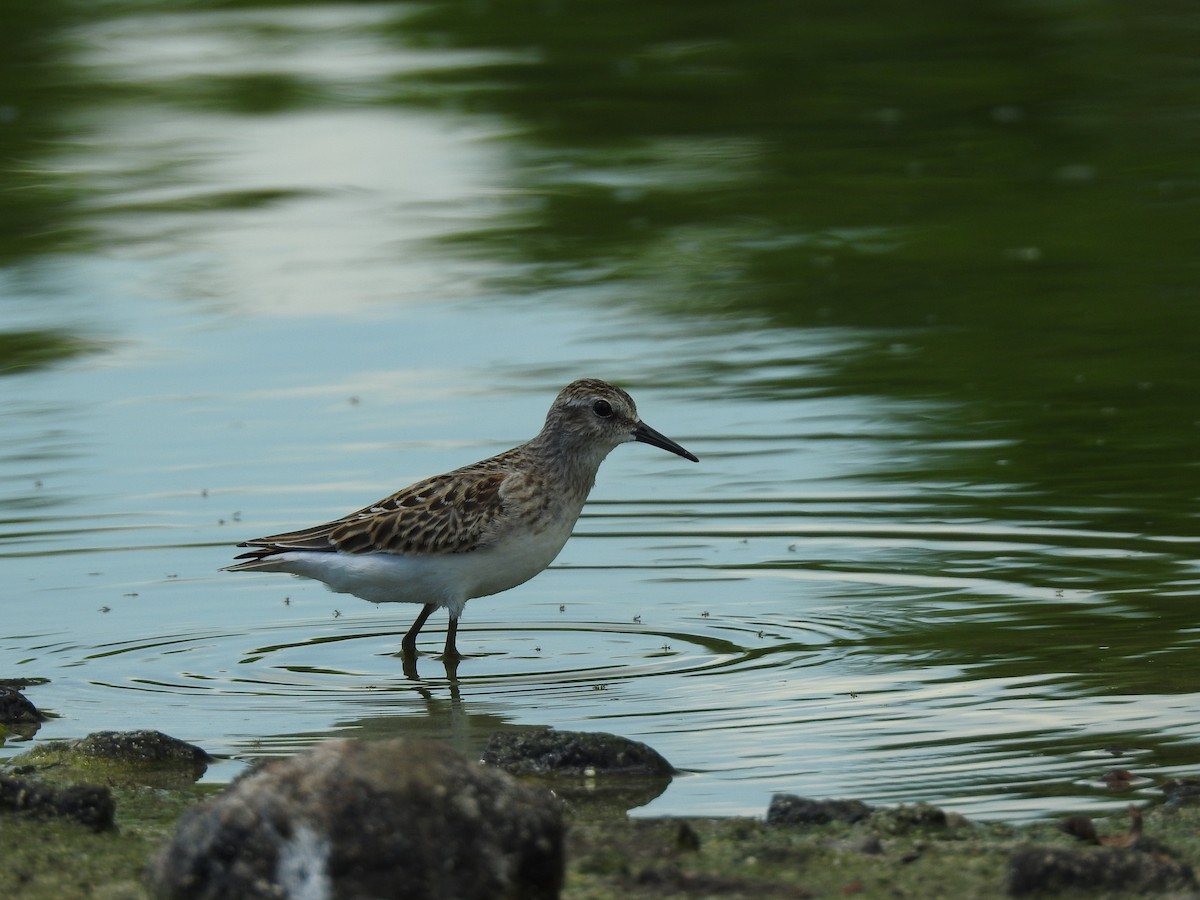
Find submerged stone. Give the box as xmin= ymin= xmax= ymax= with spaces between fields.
xmin=483 ymin=728 xmax=674 ymax=777
xmin=147 ymin=738 xmax=564 ymax=900
xmin=15 ymin=730 xmax=209 ymax=787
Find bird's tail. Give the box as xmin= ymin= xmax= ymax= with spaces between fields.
xmin=222 ymin=546 xmax=289 ymax=573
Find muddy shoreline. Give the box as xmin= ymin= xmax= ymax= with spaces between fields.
xmin=3 ymin=688 xmax=1198 ymax=898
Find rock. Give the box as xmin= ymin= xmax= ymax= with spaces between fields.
xmin=147 ymin=738 xmax=564 ymax=900
xmin=15 ymin=730 xmax=209 ymax=787
xmin=0 ymin=686 xmax=41 ymax=725
xmin=0 ymin=686 xmax=43 ymax=739
xmin=483 ymin=729 xmax=674 ymax=778
xmin=1006 ymin=845 xmax=1196 ymax=896
xmin=869 ymin=802 xmax=951 ymax=835
xmin=0 ymin=774 xmax=115 ymax=831
xmin=70 ymin=730 xmax=209 ymax=768
xmin=766 ymin=795 xmax=874 ymax=827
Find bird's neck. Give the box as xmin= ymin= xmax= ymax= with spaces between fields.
xmin=523 ymin=429 xmax=613 ymax=502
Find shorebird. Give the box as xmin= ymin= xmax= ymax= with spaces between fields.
xmin=225 ymin=379 xmax=698 ymax=659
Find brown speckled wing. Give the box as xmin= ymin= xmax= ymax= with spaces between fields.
xmin=235 ymin=461 xmax=512 ymax=559
xmin=332 ymin=468 xmax=509 ymax=555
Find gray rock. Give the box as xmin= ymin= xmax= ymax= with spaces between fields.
xmin=766 ymin=795 xmax=874 ymax=826
xmin=147 ymin=738 xmax=564 ymax=900
xmin=483 ymin=729 xmax=674 ymax=777
xmin=70 ymin=730 xmax=209 ymax=769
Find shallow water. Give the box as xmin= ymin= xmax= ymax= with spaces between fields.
xmin=2 ymin=1 xmax=1199 ymax=823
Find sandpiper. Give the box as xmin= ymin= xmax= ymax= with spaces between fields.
xmin=225 ymin=379 xmax=698 ymax=659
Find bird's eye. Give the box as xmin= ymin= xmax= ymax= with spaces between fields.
xmin=592 ymin=399 xmax=613 ymax=418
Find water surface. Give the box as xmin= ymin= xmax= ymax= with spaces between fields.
xmin=2 ymin=0 xmax=1198 ymax=823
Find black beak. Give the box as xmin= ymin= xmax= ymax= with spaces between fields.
xmin=633 ymin=421 xmax=699 ymax=462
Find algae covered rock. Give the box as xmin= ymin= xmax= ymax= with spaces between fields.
xmin=147 ymin=737 xmax=564 ymax=900
xmin=15 ymin=730 xmax=209 ymax=788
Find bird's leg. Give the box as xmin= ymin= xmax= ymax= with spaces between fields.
xmin=443 ymin=615 xmax=462 ymax=661
xmin=402 ymin=603 xmax=437 ymax=656
xmin=401 ymin=653 xmax=420 ymax=680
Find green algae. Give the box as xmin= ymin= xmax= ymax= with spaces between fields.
xmin=0 ymin=330 xmax=98 ymax=376
xmin=11 ymin=732 xmax=210 ymax=790
xmin=561 ymin=805 xmax=1200 ymax=899
xmin=0 ymin=784 xmax=217 ymax=900
xmin=2 ymin=770 xmax=1198 ymax=898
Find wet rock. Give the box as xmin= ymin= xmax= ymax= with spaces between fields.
xmin=0 ymin=686 xmax=41 ymax=725
xmin=71 ymin=730 xmax=210 ymax=768
xmin=16 ymin=730 xmax=209 ymax=787
xmin=147 ymin=738 xmax=563 ymax=900
xmin=483 ymin=728 xmax=674 ymax=777
xmin=0 ymin=774 xmax=114 ymax=831
xmin=0 ymin=686 xmax=43 ymax=739
xmin=766 ymin=795 xmax=874 ymax=827
xmin=482 ymin=730 xmax=674 ymax=812
xmin=1006 ymin=845 xmax=1196 ymax=896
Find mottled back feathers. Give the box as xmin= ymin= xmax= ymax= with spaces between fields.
xmin=232 ymin=453 xmax=517 ymax=563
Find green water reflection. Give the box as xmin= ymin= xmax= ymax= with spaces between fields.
xmin=0 ymin=2 xmax=88 ymax=263
xmin=0 ymin=329 xmax=93 ymax=374
xmin=2 ymin=0 xmax=1198 ymax=814
xmin=386 ymin=0 xmax=1199 ymax=521
xmin=382 ymin=0 xmax=1200 ymax=690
